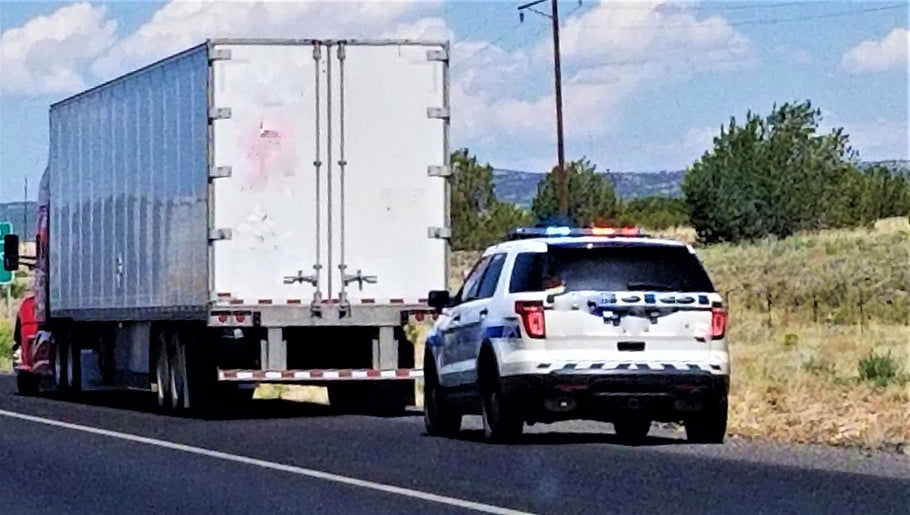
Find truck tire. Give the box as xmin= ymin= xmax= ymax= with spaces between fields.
xmin=168 ymin=331 xmax=188 ymax=412
xmin=154 ymin=328 xmax=172 ymax=413
xmin=478 ymin=352 xmax=523 ymax=443
xmin=685 ymin=398 xmax=728 ymax=444
xmin=182 ymin=326 xmax=225 ymax=418
xmin=53 ymin=336 xmax=69 ymax=395
xmin=16 ymin=372 xmax=39 ymax=396
xmin=613 ymin=417 xmax=651 ymax=444
xmin=67 ymin=335 xmax=81 ymax=395
xmin=423 ymin=355 xmax=461 ymax=437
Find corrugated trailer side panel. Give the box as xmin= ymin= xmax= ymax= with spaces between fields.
xmin=49 ymin=45 xmax=211 ymax=320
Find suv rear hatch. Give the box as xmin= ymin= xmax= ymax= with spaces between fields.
xmin=510 ymin=241 xmax=725 ymax=364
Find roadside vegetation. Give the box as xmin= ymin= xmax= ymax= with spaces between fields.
xmin=0 ymin=318 xmax=12 ymax=371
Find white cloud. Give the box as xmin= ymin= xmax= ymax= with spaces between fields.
xmin=548 ymin=1 xmax=754 ymax=71
xmin=0 ymin=3 xmax=118 ymax=95
xmin=840 ymin=27 xmax=909 ymax=74
xmin=93 ymin=0 xmax=437 ymax=79
xmin=451 ymin=1 xmax=754 ymax=165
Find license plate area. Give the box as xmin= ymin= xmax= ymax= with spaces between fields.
xmin=618 ymin=341 xmax=645 ymax=352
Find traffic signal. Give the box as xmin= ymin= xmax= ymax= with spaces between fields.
xmin=0 ymin=222 xmax=13 ymax=284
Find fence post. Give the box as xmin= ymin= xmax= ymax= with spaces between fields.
xmin=858 ymin=290 xmax=865 ymax=334
xmin=812 ymin=294 xmax=818 ymax=324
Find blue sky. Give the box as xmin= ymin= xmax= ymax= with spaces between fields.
xmin=1 ymin=0 xmax=908 ymax=201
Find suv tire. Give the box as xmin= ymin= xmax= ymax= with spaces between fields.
xmin=478 ymin=353 xmax=523 ymax=443
xmin=423 ymin=369 xmax=462 ymax=437
xmin=685 ymin=398 xmax=728 ymax=444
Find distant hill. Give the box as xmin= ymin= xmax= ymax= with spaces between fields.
xmin=0 ymin=201 xmax=37 ymax=240
xmin=493 ymin=168 xmax=685 ymax=208
xmin=493 ymin=160 xmax=909 ymax=208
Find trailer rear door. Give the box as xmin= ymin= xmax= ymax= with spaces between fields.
xmin=210 ymin=40 xmax=448 ymax=306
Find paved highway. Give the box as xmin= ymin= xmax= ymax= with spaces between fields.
xmin=0 ymin=375 xmax=907 ymax=514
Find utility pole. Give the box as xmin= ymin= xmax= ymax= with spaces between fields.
xmin=23 ymin=177 xmax=28 ymax=241
xmin=519 ymin=0 xmax=572 ymax=218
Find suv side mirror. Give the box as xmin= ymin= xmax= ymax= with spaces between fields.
xmin=3 ymin=234 xmax=19 ymax=272
xmin=427 ymin=290 xmax=451 ymax=312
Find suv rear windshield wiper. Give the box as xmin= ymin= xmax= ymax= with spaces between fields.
xmin=626 ymin=282 xmax=679 ymax=292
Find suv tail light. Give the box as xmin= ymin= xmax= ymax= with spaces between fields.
xmin=515 ymin=301 xmax=546 ymax=339
xmin=711 ymin=306 xmax=726 ymax=339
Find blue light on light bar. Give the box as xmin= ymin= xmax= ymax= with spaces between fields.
xmin=545 ymin=226 xmax=572 ymax=236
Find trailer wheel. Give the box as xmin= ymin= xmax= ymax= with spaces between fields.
xmin=16 ymin=372 xmax=39 ymax=396
xmin=183 ymin=326 xmax=224 ymax=417
xmin=154 ymin=329 xmax=172 ymax=413
xmin=67 ymin=335 xmax=81 ymax=395
xmin=168 ymin=331 xmax=188 ymax=412
xmin=53 ymin=336 xmax=69 ymax=394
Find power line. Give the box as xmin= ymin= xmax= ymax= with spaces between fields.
xmin=456 ymin=1 xmax=589 ymax=66
xmin=597 ymin=1 xmax=820 ymax=11
xmin=603 ymin=4 xmax=906 ymax=30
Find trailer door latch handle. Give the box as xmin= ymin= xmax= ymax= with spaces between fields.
xmin=343 ymin=270 xmax=377 ymax=291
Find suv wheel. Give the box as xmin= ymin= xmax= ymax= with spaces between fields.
xmin=685 ymin=398 xmax=728 ymax=444
xmin=423 ymin=358 xmax=461 ymax=437
xmin=614 ymin=416 xmax=651 ymax=444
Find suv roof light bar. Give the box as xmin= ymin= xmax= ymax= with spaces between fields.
xmin=508 ymin=226 xmax=649 ymax=240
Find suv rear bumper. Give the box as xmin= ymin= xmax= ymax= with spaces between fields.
xmin=499 ymin=370 xmax=729 ymax=423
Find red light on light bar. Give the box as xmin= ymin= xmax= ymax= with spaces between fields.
xmin=620 ymin=227 xmax=640 ymax=236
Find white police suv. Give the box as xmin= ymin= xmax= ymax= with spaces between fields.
xmin=424 ymin=226 xmax=729 ymax=443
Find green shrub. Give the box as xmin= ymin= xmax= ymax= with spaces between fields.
xmin=783 ymin=332 xmax=799 ymax=348
xmin=857 ymin=350 xmax=904 ymax=387
xmin=0 ymin=319 xmax=13 ymax=370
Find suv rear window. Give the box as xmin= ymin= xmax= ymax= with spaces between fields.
xmin=509 ymin=243 xmax=715 ymax=293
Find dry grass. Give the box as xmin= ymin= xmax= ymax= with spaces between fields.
xmin=727 ymin=310 xmax=909 ymax=450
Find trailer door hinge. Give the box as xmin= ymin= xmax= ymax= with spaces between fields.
xmin=209 ymin=228 xmax=232 ymax=241
xmin=427 ymin=165 xmax=452 ymax=178
xmin=428 ymin=227 xmax=451 ymax=240
xmin=209 ymin=166 xmax=232 ymax=179
xmin=427 ymin=107 xmax=450 ymax=120
xmin=209 ymin=107 xmax=232 ymax=120
xmin=427 ymin=48 xmax=448 ymax=62
xmin=209 ymin=48 xmax=232 ymax=62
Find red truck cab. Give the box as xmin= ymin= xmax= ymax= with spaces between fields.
xmin=14 ymin=295 xmax=38 ymax=370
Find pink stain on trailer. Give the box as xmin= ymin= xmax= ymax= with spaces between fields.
xmin=238 ymin=118 xmax=297 ymax=189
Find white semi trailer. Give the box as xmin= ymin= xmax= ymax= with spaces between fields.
xmin=7 ymin=39 xmax=451 ymax=413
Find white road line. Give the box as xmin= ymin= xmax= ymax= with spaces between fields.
xmin=0 ymin=408 xmax=533 ymax=515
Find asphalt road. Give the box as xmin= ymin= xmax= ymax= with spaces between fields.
xmin=0 ymin=375 xmax=907 ymax=515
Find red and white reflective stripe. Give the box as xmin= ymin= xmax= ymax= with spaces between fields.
xmin=213 ymin=298 xmax=430 ymax=306
xmin=218 ymin=368 xmax=424 ymax=381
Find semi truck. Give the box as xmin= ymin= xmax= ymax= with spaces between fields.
xmin=3 ymin=38 xmax=452 ymax=414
